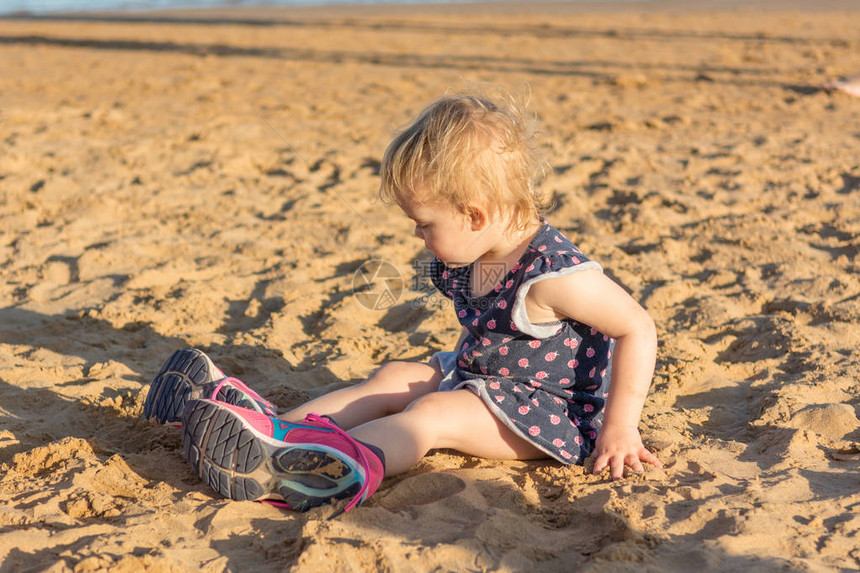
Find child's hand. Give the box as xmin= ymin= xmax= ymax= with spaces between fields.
xmin=592 ymin=424 xmax=662 ymax=480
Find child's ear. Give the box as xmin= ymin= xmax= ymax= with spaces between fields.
xmin=465 ymin=205 xmax=488 ymax=231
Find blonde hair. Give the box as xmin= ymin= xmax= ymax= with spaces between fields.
xmin=379 ymin=89 xmax=548 ymax=232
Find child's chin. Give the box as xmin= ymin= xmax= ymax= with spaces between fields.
xmin=440 ymin=259 xmax=471 ymax=268
xmin=430 ymin=250 xmax=472 ymax=267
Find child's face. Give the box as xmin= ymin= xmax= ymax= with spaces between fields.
xmin=399 ymin=197 xmax=488 ymax=266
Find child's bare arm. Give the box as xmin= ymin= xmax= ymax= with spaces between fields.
xmin=529 ymin=269 xmax=662 ymax=479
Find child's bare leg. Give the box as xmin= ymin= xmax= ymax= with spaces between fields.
xmin=280 ymin=361 xmax=442 ymax=429
xmin=349 ymin=389 xmax=545 ymax=475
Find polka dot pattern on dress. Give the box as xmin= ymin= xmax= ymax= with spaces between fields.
xmin=430 ymin=222 xmax=612 ymax=465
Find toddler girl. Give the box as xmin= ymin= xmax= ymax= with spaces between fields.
xmin=144 ymin=91 xmax=661 ymax=516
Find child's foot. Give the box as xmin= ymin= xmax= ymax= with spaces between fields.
xmin=143 ymin=348 xmax=278 ymax=425
xmin=181 ymin=399 xmax=385 ymax=514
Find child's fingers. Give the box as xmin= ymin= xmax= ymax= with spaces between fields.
xmin=594 ymin=447 xmax=661 ymax=479
xmin=627 ymin=457 xmax=645 ymax=474
xmin=610 ymin=457 xmax=625 ymax=480
xmin=594 ymin=453 xmax=637 ymax=479
xmin=639 ymin=448 xmax=663 ymax=468
xmin=592 ymin=453 xmax=609 ymax=475
xmin=592 ymin=453 xmax=612 ymax=475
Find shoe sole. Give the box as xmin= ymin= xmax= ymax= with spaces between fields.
xmin=143 ymin=348 xmax=220 ymax=424
xmin=181 ymin=400 xmax=362 ymax=511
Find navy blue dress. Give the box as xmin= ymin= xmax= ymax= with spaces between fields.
xmin=430 ymin=222 xmax=613 ymax=464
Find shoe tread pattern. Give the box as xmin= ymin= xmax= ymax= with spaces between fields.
xmin=144 ymin=349 xmax=213 ymax=424
xmin=181 ymin=401 xmax=364 ymax=511
xmin=182 ymin=401 xmax=265 ymax=502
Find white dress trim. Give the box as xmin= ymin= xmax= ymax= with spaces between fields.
xmin=510 ymin=261 xmax=603 ymax=338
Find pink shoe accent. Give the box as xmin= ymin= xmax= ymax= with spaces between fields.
xmin=182 ymin=399 xmax=385 ymax=515
xmin=261 ymin=500 xmax=292 ymax=509
xmin=303 ymin=413 xmax=385 ymax=514
xmin=210 ymin=376 xmax=279 ymax=417
xmin=214 ymin=401 xmax=275 ymax=435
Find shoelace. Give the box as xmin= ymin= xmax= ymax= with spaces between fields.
xmin=209 ymin=377 xmax=233 ymax=401
xmin=209 ymin=377 xmax=276 ymax=416
xmin=303 ymin=413 xmax=375 ymax=517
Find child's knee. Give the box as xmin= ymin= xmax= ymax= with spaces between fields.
xmin=363 ymin=361 xmax=440 ymax=397
xmin=403 ymin=390 xmax=454 ymax=421
xmin=365 ymin=361 xmax=415 ymax=391
xmin=401 ymin=390 xmax=481 ymax=449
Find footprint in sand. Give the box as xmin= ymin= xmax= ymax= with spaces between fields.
xmin=786 ymin=403 xmax=859 ymax=441
xmin=374 ymin=473 xmax=465 ymax=510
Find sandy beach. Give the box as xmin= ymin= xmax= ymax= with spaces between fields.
xmin=1 ymin=1 xmax=859 ymax=570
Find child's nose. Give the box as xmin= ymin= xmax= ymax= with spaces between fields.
xmin=414 ymin=226 xmax=423 ymax=239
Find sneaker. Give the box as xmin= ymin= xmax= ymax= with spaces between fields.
xmin=181 ymin=399 xmax=385 ymax=514
xmin=143 ymin=348 xmax=278 ymax=425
